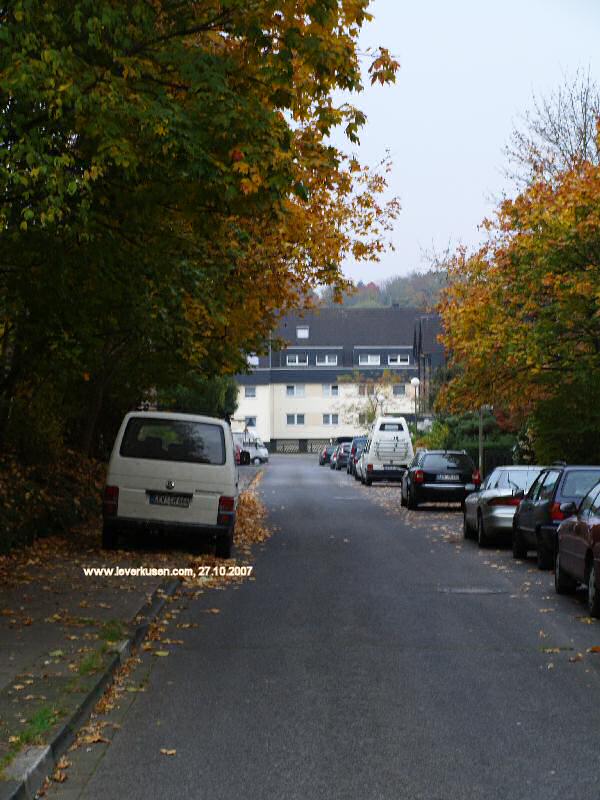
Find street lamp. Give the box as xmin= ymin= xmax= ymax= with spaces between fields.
xmin=410 ymin=377 xmax=420 ymax=435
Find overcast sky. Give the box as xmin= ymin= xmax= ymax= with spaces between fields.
xmin=339 ymin=0 xmax=600 ymax=284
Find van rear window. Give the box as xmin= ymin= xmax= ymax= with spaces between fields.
xmin=120 ymin=418 xmax=226 ymax=465
xmin=379 ymin=422 xmax=404 ymax=431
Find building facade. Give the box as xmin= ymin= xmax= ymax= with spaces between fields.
xmin=234 ymin=307 xmax=444 ymax=452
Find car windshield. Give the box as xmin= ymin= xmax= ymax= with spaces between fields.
xmin=120 ymin=418 xmax=226 ymax=465
xmin=422 ymin=454 xmax=473 ymax=472
xmin=561 ymin=469 xmax=600 ymax=499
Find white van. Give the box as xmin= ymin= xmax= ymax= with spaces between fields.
xmin=232 ymin=431 xmax=269 ymax=465
xmin=359 ymin=416 xmax=414 ymax=486
xmin=102 ymin=412 xmax=238 ymax=557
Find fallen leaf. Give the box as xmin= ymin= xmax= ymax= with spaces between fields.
xmin=13 ymin=684 xmax=25 ymax=691
xmin=569 ymin=653 xmax=584 ymax=663
xmin=154 ymin=650 xmax=169 ymax=657
xmin=587 ymin=646 xmax=600 ymax=653
xmin=160 ymin=748 xmax=177 ymax=756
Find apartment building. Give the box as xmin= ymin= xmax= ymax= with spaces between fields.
xmin=234 ymin=307 xmax=444 ymax=452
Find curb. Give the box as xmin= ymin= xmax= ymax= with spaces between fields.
xmin=0 ymin=579 xmax=180 ymax=800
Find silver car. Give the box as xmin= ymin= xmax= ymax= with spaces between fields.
xmin=463 ymin=465 xmax=544 ymax=547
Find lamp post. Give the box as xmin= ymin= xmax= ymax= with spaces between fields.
xmin=410 ymin=377 xmax=420 ymax=437
xmin=478 ymin=404 xmax=493 ymax=476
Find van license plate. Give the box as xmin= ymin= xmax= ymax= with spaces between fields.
xmin=383 ymin=465 xmax=396 ymax=470
xmin=149 ymin=493 xmax=191 ymax=508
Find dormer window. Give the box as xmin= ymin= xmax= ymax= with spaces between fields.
xmin=358 ymin=354 xmax=380 ymax=366
xmin=287 ymin=353 xmax=308 ymax=366
xmin=296 ymin=326 xmax=309 ymax=339
xmin=388 ymin=354 xmax=410 ymax=366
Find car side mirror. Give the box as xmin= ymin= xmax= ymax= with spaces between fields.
xmin=559 ymin=501 xmax=577 ymax=517
xmin=513 ymin=489 xmax=525 ymax=500
xmin=240 ymin=450 xmax=251 ymax=466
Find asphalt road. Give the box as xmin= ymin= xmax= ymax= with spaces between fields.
xmin=48 ymin=455 xmax=600 ymax=800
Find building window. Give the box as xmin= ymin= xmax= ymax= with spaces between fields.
xmin=388 ymin=354 xmax=410 ymax=366
xmin=296 ymin=326 xmax=309 ymax=339
xmin=358 ymin=413 xmax=367 ymax=425
xmin=244 ymin=386 xmax=256 ymax=398
xmin=286 ymin=353 xmax=308 ymax=366
xmin=322 ymin=384 xmax=339 ymax=397
xmin=358 ymin=354 xmax=380 ymax=366
xmin=245 ymin=416 xmax=257 ymax=427
xmin=316 ymin=354 xmax=338 ymax=366
xmin=393 ymin=384 xmax=406 ymax=396
xmin=247 ymin=354 xmax=259 ymax=367
xmin=286 ymin=384 xmax=305 ymax=397
xmin=286 ymin=414 xmax=305 ymax=425
xmin=323 ymin=414 xmax=339 ymax=425
xmin=359 ymin=384 xmax=375 ymax=396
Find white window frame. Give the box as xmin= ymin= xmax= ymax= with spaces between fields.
xmin=322 ymin=384 xmax=339 ymax=397
xmin=286 ymin=353 xmax=308 ymax=366
xmin=296 ymin=326 xmax=309 ymax=339
xmin=358 ymin=354 xmax=380 ymax=366
xmin=286 ymin=413 xmax=305 ymax=426
xmin=322 ymin=413 xmax=339 ymax=425
xmin=388 ymin=354 xmax=410 ymax=366
xmin=393 ymin=384 xmax=406 ymax=396
xmin=247 ymin=354 xmax=259 ymax=367
xmin=245 ymin=416 xmax=257 ymax=427
xmin=286 ymin=384 xmax=305 ymax=397
xmin=316 ymin=354 xmax=338 ymax=366
xmin=244 ymin=386 xmax=256 ymax=398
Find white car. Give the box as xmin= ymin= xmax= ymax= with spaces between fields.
xmin=233 ymin=431 xmax=269 ymax=465
xmin=359 ymin=416 xmax=414 ymax=486
xmin=102 ymin=411 xmax=238 ymax=557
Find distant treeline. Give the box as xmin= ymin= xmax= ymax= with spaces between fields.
xmin=319 ymin=270 xmax=446 ymax=310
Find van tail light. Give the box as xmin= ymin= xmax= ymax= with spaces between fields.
xmin=488 ymin=495 xmax=520 ymax=507
xmin=103 ymin=486 xmax=119 ymax=517
xmin=218 ymin=495 xmax=235 ymax=526
xmin=472 ymin=469 xmax=481 ymax=485
xmin=367 ymin=464 xmax=373 ymax=472
xmin=551 ymin=502 xmax=565 ymax=522
xmin=414 ymin=469 xmax=424 ymax=484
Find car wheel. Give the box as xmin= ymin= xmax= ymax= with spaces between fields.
xmin=407 ymin=488 xmax=418 ymax=510
xmin=463 ymin=511 xmax=472 ymax=540
xmin=215 ymin=531 xmax=233 ymax=559
xmin=512 ymin=522 xmax=527 ymax=559
xmin=587 ymin=561 xmax=600 ymax=618
xmin=536 ymin=534 xmax=554 ymax=570
xmin=400 ymin=488 xmax=407 ymax=508
xmin=477 ymin=513 xmax=490 ymax=548
xmin=364 ymin=477 xmax=372 ymax=486
xmin=554 ymin=550 xmax=576 ymax=594
xmin=102 ymin=523 xmax=118 ymax=550
xmin=252 ymin=457 xmax=261 ymax=466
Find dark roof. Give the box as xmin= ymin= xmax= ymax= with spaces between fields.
xmin=413 ymin=314 xmax=445 ymax=366
xmin=275 ymin=306 xmax=423 ymax=346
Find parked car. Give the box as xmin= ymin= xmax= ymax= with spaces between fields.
xmin=102 ymin=411 xmax=238 ymax=558
xmin=329 ymin=445 xmax=340 ymax=470
xmin=335 ymin=442 xmax=351 ymax=470
xmin=319 ymin=444 xmax=336 ymax=466
xmin=463 ymin=465 xmax=544 ymax=547
xmin=233 ymin=431 xmax=269 ymax=465
xmin=555 ymin=480 xmax=600 ymax=616
xmin=512 ymin=465 xmax=600 ymax=569
xmin=359 ymin=416 xmax=413 ymax=486
xmin=347 ymin=436 xmax=367 ymax=475
xmin=401 ymin=450 xmax=480 ymax=509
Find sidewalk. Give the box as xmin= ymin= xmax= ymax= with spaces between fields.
xmin=0 ymin=465 xmax=261 ymax=791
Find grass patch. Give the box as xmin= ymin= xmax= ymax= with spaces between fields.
xmin=77 ymin=651 xmax=104 ymax=676
xmin=0 ymin=705 xmax=61 ymax=776
xmin=99 ymin=619 xmax=125 ymax=643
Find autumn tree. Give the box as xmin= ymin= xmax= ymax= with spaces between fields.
xmin=0 ymin=1 xmax=400 ymax=458
xmin=439 ymin=130 xmax=600 ymax=461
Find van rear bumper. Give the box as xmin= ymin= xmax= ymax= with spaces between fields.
xmin=104 ymin=516 xmax=234 ymax=538
xmin=368 ymin=468 xmax=406 ymax=482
